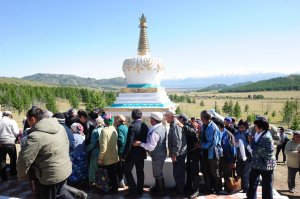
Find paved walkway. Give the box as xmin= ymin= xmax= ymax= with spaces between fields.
xmin=0 ymin=176 xmax=288 ymax=199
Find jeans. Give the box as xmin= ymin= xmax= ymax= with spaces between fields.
xmin=288 ymin=166 xmax=298 ymax=190
xmin=0 ymin=144 xmax=17 ymax=179
xmin=247 ymin=169 xmax=273 ymax=199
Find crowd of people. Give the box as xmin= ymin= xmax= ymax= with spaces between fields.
xmin=0 ymin=107 xmax=299 ymax=199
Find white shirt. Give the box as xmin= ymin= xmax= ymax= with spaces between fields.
xmin=254 ymin=132 xmax=263 ymax=142
xmin=0 ymin=116 xmax=20 ymax=144
xmin=140 ymin=123 xmax=161 ymax=152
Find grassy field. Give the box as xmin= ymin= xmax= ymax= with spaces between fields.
xmin=170 ymin=90 xmax=300 ymax=127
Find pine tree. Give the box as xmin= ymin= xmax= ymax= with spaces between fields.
xmin=228 ymin=100 xmax=234 ymax=115
xmin=271 ymin=110 xmax=276 ymax=117
xmin=233 ymin=101 xmax=241 ymax=118
xmin=244 ymin=104 xmax=249 ymax=115
xmin=290 ymin=115 xmax=300 ymax=130
xmin=69 ymin=94 xmax=79 ymax=109
xmin=282 ymin=100 xmax=295 ymax=127
xmin=247 ymin=113 xmax=256 ymax=123
xmin=175 ymin=106 xmax=181 ymax=114
xmin=45 ymin=93 xmax=57 ymax=113
xmin=200 ymin=100 xmax=205 ymax=106
xmin=222 ymin=102 xmax=229 ymax=114
xmin=214 ymin=101 xmax=220 ymax=113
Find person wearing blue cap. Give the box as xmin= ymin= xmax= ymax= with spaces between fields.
xmin=224 ymin=116 xmax=235 ymax=134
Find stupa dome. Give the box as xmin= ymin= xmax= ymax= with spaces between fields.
xmin=123 ymin=57 xmax=164 ymax=87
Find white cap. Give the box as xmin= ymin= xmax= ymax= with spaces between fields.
xmin=165 ymin=109 xmax=176 ymax=116
xmin=3 ymin=111 xmax=12 ymax=117
xmin=150 ymin=112 xmax=163 ymax=122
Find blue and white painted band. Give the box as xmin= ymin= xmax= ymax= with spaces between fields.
xmin=127 ymin=84 xmax=160 ymax=88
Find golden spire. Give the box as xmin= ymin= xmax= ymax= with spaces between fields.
xmin=137 ymin=14 xmax=150 ymax=56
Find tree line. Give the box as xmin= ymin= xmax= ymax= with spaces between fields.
xmin=220 ymin=74 xmax=300 ymax=92
xmin=168 ymin=94 xmax=196 ymax=103
xmin=0 ymin=83 xmax=116 ymax=114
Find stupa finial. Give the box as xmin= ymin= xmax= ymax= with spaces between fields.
xmin=138 ymin=14 xmax=150 ymax=56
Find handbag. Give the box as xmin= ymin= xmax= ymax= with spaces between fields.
xmin=96 ymin=167 xmax=110 ymax=192
xmin=225 ymin=168 xmax=241 ymax=193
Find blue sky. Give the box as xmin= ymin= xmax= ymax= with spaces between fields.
xmin=1 ymin=0 xmax=300 ymax=79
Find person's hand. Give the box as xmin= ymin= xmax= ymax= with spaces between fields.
xmin=120 ymin=156 xmax=126 ymax=162
xmin=194 ymin=143 xmax=200 ymax=148
xmin=248 ymin=134 xmax=253 ymax=143
xmin=133 ymin=140 xmax=141 ymax=146
xmin=97 ymin=159 xmax=103 ymax=166
xmin=171 ymin=154 xmax=177 ymax=162
xmin=176 ymin=120 xmax=184 ymax=128
xmin=231 ymin=163 xmax=236 ymax=169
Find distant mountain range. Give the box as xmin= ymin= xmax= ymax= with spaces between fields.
xmin=21 ymin=72 xmax=290 ymax=90
xmin=220 ymin=74 xmax=300 ymax=92
xmin=161 ymin=72 xmax=286 ymax=88
xmin=22 ymin=73 xmax=126 ymax=90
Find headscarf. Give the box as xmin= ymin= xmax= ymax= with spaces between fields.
xmin=70 ymin=123 xmax=84 ymax=134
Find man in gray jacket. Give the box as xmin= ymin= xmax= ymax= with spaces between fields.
xmin=17 ymin=107 xmax=73 ymax=199
xmin=166 ymin=110 xmax=187 ymax=196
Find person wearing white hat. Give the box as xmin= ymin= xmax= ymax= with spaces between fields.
xmin=0 ymin=110 xmax=20 ymax=181
xmin=133 ymin=112 xmax=167 ymax=196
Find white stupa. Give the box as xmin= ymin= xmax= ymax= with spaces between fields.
xmin=105 ymin=14 xmax=176 ymax=117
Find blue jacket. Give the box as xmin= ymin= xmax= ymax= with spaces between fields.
xmin=220 ymin=129 xmax=236 ymax=163
xmin=251 ymin=130 xmax=276 ymax=171
xmin=201 ymin=121 xmax=220 ymax=159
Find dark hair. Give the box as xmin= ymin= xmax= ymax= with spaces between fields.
xmin=213 ymin=118 xmax=224 ymax=129
xmin=278 ymin=126 xmax=284 ymax=132
xmin=27 ymin=107 xmax=44 ymax=121
xmin=238 ymin=119 xmax=249 ymax=129
xmin=254 ymin=117 xmax=269 ymax=131
xmin=77 ymin=109 xmax=88 ymax=118
xmin=178 ymin=114 xmax=188 ymax=123
xmin=131 ymin=109 xmax=142 ymax=120
xmin=200 ymin=110 xmax=211 ymax=120
xmin=89 ymin=111 xmax=98 ymax=121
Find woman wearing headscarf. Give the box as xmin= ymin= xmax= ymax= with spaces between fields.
xmin=68 ymin=122 xmax=88 ymax=185
xmin=97 ymin=114 xmax=119 ymax=193
xmin=86 ymin=117 xmax=104 ymax=185
xmin=247 ymin=117 xmax=276 ymax=199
